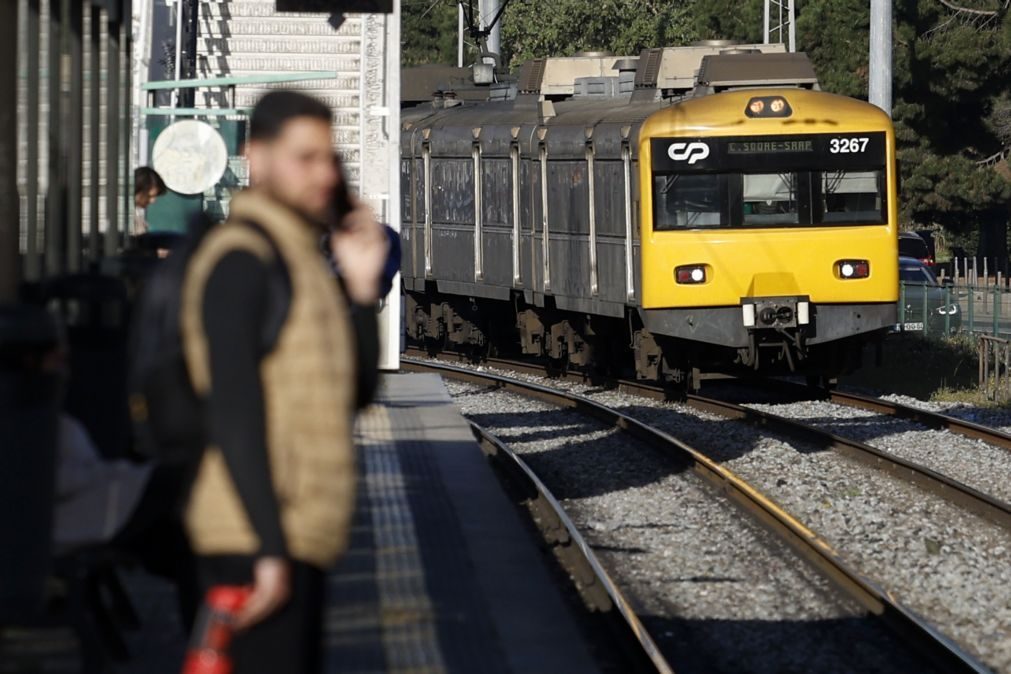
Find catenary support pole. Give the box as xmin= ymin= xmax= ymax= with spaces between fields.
xmin=869 ymin=0 xmax=892 ymax=116
xmin=457 ymin=3 xmax=464 ymax=67
xmin=480 ymin=0 xmax=500 ymax=59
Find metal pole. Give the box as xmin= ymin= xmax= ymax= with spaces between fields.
xmin=787 ymin=0 xmax=796 ymax=52
xmin=0 ymin=0 xmax=19 ymax=300
xmin=763 ymin=0 xmax=770 ymax=44
xmin=104 ymin=14 xmax=121 ymax=258
xmin=45 ymin=0 xmax=67 ymax=278
xmin=88 ymin=5 xmax=101 ymax=265
xmin=172 ymin=0 xmax=183 ymax=109
xmin=25 ymin=0 xmax=41 ymax=281
xmin=485 ymin=0 xmax=500 ymax=59
xmin=67 ymin=0 xmax=83 ymax=272
xmin=868 ymin=0 xmax=892 ymax=116
xmin=121 ymin=0 xmax=133 ymax=238
xmin=181 ymin=0 xmax=197 ymax=107
xmin=457 ymin=3 xmax=464 ymax=67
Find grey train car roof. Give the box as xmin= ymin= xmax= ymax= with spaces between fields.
xmin=402 ymin=47 xmax=820 ymax=160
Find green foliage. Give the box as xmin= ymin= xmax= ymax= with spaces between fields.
xmin=401 ymin=0 xmax=463 ymax=66
xmin=501 ymin=0 xmax=697 ymax=68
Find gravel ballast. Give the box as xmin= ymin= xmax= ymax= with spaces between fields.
xmin=757 ymin=396 xmax=1011 ymax=499
xmin=445 ymin=378 xmax=935 ymax=673
xmin=427 ymin=359 xmax=1011 ymax=672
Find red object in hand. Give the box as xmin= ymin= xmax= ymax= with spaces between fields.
xmin=182 ymin=586 xmax=251 ymax=674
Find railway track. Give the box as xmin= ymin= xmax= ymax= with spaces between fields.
xmin=405 ymin=349 xmax=1011 ymax=533
xmin=471 ymin=422 xmax=674 ymax=674
xmin=770 ymin=380 xmax=1011 ymax=453
xmin=403 ymin=355 xmax=989 ymax=673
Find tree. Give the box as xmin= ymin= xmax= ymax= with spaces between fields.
xmin=501 ymin=0 xmax=696 ymax=68
xmin=402 ymin=0 xmax=462 ymax=66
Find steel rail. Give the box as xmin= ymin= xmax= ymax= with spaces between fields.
xmin=827 ymin=389 xmax=1011 ymax=452
xmin=680 ymin=394 xmax=1011 ymax=534
xmin=404 ymin=349 xmax=1011 ymax=532
xmin=470 ymin=422 xmax=675 ymax=674
xmin=403 ymin=357 xmax=989 ymax=673
xmin=740 ymin=377 xmax=1011 ymax=453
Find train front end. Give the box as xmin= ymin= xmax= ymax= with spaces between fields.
xmin=638 ymin=88 xmax=899 ymax=379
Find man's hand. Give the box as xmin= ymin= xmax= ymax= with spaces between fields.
xmin=330 ymin=199 xmax=388 ymax=305
xmin=236 ymin=556 xmax=291 ymax=630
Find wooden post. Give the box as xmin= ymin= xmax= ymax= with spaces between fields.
xmin=0 ymin=0 xmax=18 ymax=300
xmin=998 ymin=345 xmax=1006 ymax=398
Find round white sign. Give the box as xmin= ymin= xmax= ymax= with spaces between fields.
xmin=151 ymin=120 xmax=229 ymax=195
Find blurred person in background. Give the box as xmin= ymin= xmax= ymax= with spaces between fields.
xmin=178 ymin=90 xmax=386 ymax=673
xmin=133 ymin=167 xmax=167 ymax=235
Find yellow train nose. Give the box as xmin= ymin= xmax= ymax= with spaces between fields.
xmin=746 ymin=272 xmax=802 ymax=298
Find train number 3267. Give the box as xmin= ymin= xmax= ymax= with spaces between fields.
xmin=829 ymin=137 xmax=870 ymax=154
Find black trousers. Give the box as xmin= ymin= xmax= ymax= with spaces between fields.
xmin=196 ymin=555 xmax=325 ymax=674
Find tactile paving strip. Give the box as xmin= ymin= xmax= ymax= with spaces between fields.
xmin=324 ymin=381 xmax=508 ymax=673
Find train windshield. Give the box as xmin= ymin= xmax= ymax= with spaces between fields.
xmin=650 ymin=133 xmax=889 ymax=231
xmin=653 ymin=169 xmax=886 ymax=231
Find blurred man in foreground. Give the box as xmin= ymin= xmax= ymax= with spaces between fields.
xmin=179 ymin=91 xmax=386 ymax=672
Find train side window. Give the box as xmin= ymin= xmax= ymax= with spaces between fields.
xmin=548 ymin=161 xmax=589 ymax=234
xmin=481 ymin=158 xmax=511 ymax=227
xmin=431 ymin=158 xmax=475 ymax=224
xmin=594 ymin=161 xmax=625 ymax=236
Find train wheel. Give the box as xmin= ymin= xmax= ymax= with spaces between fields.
xmin=661 ymin=361 xmax=696 ymax=402
xmin=545 ymin=355 xmax=569 ymax=379
xmin=425 ymin=334 xmax=447 ymax=357
xmin=805 ymin=374 xmax=839 ymax=390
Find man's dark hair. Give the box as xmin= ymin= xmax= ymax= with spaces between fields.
xmin=134 ymin=166 xmax=166 ymax=197
xmin=250 ymin=91 xmax=332 ymax=141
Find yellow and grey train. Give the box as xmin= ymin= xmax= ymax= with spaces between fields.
xmin=399 ymin=44 xmax=898 ymax=390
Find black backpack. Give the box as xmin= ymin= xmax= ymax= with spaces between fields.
xmin=127 ymin=217 xmax=213 ymax=464
xmin=128 ymin=217 xmax=285 ymax=466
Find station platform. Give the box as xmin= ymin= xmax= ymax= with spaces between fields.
xmin=324 ymin=372 xmax=600 ymax=673
xmin=1 ymin=373 xmax=599 ymax=673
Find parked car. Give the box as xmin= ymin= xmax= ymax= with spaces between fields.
xmin=898 ymin=256 xmax=961 ymax=336
xmin=899 ymin=231 xmax=934 ymax=268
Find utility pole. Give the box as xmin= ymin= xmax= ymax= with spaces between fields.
xmin=480 ymin=0 xmax=501 ymax=60
xmin=0 ymin=0 xmax=19 ymax=300
xmin=458 ymin=3 xmax=464 ymax=67
xmin=868 ymin=0 xmax=892 ymax=116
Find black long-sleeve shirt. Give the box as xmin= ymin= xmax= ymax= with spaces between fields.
xmin=201 ymin=250 xmax=378 ymax=558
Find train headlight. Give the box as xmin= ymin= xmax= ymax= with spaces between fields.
xmin=837 ymin=260 xmax=870 ymax=279
xmin=745 ymin=96 xmax=792 ymax=118
xmin=675 ymin=265 xmax=707 ymax=284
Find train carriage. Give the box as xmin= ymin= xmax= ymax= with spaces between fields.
xmin=400 ymin=44 xmax=898 ymax=391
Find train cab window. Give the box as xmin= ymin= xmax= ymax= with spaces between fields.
xmin=742 ymin=173 xmax=800 ymax=226
xmin=816 ymin=170 xmax=885 ymax=224
xmin=653 ymin=173 xmax=722 ymax=230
